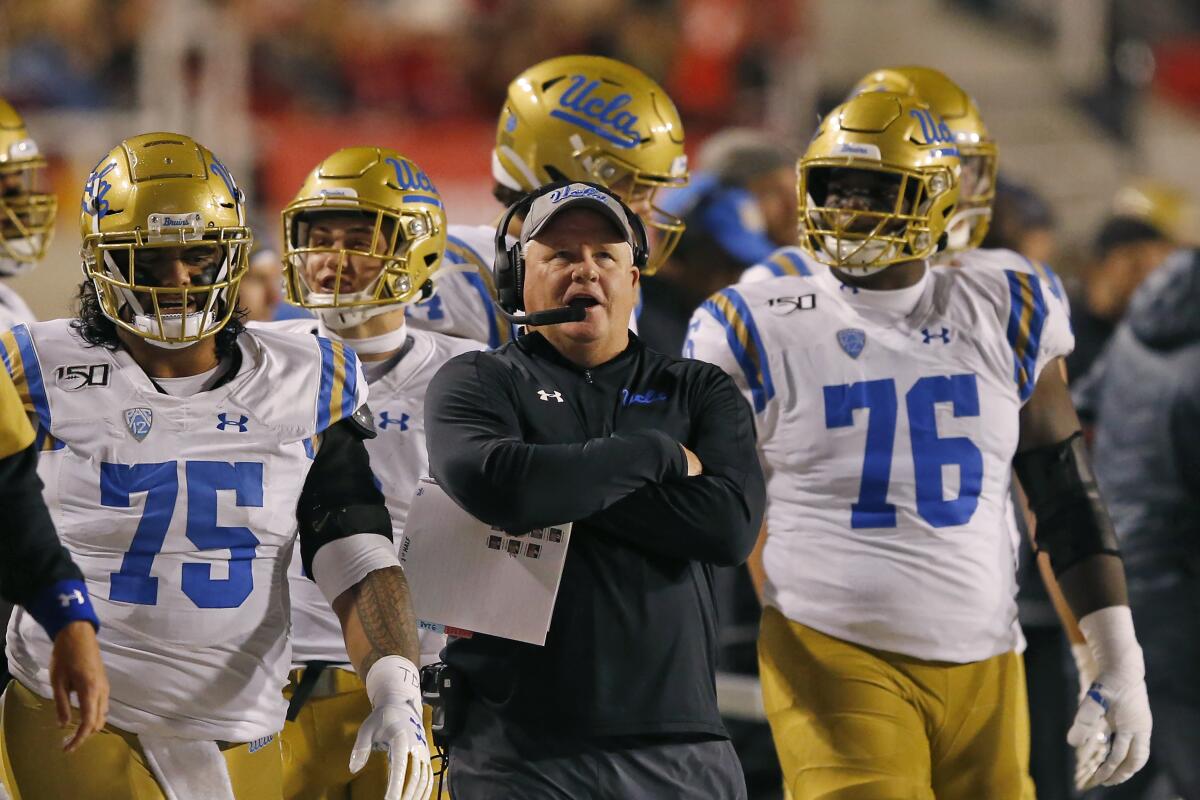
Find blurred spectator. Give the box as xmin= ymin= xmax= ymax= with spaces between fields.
xmin=240 ymin=245 xmax=311 ymax=322
xmin=1064 ymin=216 xmax=1175 ymax=384
xmin=639 ymin=128 xmax=795 ymax=355
xmin=1085 ymin=248 xmax=1200 ymax=800
xmin=980 ymin=177 xmax=1058 ymax=264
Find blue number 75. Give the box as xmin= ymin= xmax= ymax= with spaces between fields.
xmin=102 ymin=460 xmax=263 ymax=608
xmin=823 ymin=374 xmax=983 ymax=529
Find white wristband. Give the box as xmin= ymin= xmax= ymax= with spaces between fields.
xmin=1078 ymin=605 xmax=1145 ymax=684
xmin=364 ymin=654 xmax=422 ymax=708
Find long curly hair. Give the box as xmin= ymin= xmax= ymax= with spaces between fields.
xmin=71 ymin=278 xmax=246 ymax=358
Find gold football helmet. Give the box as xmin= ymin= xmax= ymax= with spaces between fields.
xmin=494 ymin=55 xmax=688 ymax=273
xmin=0 ymin=98 xmax=57 ymax=276
xmin=80 ymin=132 xmax=251 ymax=347
xmin=281 ymin=147 xmax=447 ymax=329
xmin=852 ymin=67 xmax=996 ymax=250
xmin=798 ymin=92 xmax=961 ymax=274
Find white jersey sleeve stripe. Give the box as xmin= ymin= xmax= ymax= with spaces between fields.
xmin=1004 ymin=269 xmax=1049 ymax=401
xmin=699 ymin=288 xmax=774 ymax=413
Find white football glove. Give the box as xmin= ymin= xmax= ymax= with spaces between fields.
xmin=352 ymin=655 xmax=433 ymax=800
xmin=1068 ymin=607 xmax=1152 ymax=791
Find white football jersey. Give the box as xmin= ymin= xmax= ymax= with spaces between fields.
xmin=686 ymin=254 xmax=1073 ymax=663
xmin=1 ymin=320 xmax=366 ymax=740
xmin=0 ymin=283 xmax=36 ymax=330
xmin=260 ymin=319 xmax=482 ymax=668
xmin=404 ymin=224 xmax=515 ymax=348
xmin=739 ymin=245 xmax=824 ymax=284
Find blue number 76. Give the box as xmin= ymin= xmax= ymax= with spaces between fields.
xmin=102 ymin=460 xmax=263 ymax=609
xmin=823 ymin=374 xmax=983 ymax=529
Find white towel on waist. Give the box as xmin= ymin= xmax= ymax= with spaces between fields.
xmin=139 ymin=734 xmax=236 ymax=800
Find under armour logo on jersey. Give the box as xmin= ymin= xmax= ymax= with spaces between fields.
xmin=124 ymin=407 xmax=153 ymax=441
xmin=59 ymin=589 xmax=84 ymax=607
xmin=538 ymin=390 xmax=564 ymax=403
xmin=837 ymin=329 xmax=866 ymax=359
xmin=922 ymin=327 xmax=951 ymax=344
xmin=838 ymin=283 xmax=861 ymax=294
xmin=379 ymin=411 xmax=410 ymax=430
xmin=216 ymin=413 xmax=249 ymax=432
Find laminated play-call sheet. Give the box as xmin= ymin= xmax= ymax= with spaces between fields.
xmin=399 ymin=477 xmax=572 ymax=646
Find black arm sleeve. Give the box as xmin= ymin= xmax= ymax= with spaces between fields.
xmin=582 ymin=368 xmax=766 ymax=566
xmin=297 ymin=412 xmax=393 ymax=579
xmin=0 ymin=443 xmax=85 ymax=607
xmin=426 ymin=352 xmax=688 ymax=531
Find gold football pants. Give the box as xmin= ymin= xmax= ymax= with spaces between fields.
xmin=759 ymin=607 xmax=1036 ymax=800
xmin=281 ymin=667 xmax=445 ymax=800
xmin=1 ymin=678 xmax=282 ymax=800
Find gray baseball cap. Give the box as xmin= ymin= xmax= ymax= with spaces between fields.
xmin=519 ymin=183 xmax=636 ymax=251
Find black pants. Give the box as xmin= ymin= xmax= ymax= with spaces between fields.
xmin=448 ymin=701 xmax=747 ymax=800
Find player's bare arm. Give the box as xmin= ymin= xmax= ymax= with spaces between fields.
xmin=333 ymin=565 xmax=421 ymax=678
xmin=1015 ymin=356 xmax=1151 ymax=790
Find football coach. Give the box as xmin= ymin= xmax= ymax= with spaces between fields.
xmin=425 ymin=181 xmax=765 ymax=800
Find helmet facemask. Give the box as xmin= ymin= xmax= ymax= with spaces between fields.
xmin=283 ymin=204 xmax=439 ymax=330
xmin=800 ymin=164 xmax=956 ymax=275
xmin=944 ymin=149 xmax=997 ymax=251
xmin=83 ymin=215 xmax=250 ymax=349
xmin=566 ymin=136 xmax=686 ymax=275
xmin=0 ymin=156 xmax=57 ymax=276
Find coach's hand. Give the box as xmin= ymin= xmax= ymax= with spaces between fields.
xmin=680 ymin=445 xmax=703 ymax=477
xmin=1068 ymin=607 xmax=1152 ymax=790
xmin=50 ymin=620 xmax=109 ymax=752
xmin=352 ymin=655 xmax=432 ymax=800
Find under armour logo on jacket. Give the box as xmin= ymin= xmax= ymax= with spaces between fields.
xmin=216 ymin=412 xmax=249 ymax=432
xmin=380 ymin=411 xmax=410 ymax=430
xmin=922 ymin=327 xmax=951 ymax=344
xmin=538 ymin=390 xmax=564 ymax=403
xmin=59 ymin=589 xmax=84 ymax=607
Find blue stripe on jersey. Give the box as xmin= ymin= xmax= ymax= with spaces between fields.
xmin=1005 ymin=270 xmax=1048 ymax=401
xmin=700 ymin=288 xmax=774 ymax=413
xmin=11 ymin=324 xmax=58 ymax=449
xmin=316 ymin=337 xmax=337 ymax=431
xmin=1021 ymin=254 xmax=1065 ymax=302
xmin=340 ymin=345 xmax=360 ymax=421
xmin=777 ymin=249 xmax=812 ymax=276
xmin=446 ymin=235 xmax=509 ymax=348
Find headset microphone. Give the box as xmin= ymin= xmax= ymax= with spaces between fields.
xmin=492 ymin=304 xmax=587 ymax=327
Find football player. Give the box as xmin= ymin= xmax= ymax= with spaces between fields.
xmin=0 ymin=133 xmax=431 ymax=800
xmin=264 ymin=146 xmax=481 ymax=800
xmin=687 ymin=92 xmax=1152 ymax=798
xmin=0 ymin=99 xmax=55 ymax=329
xmin=404 ymin=54 xmax=689 ymax=346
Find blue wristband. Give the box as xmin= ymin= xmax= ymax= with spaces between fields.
xmin=26 ymin=579 xmax=100 ymax=641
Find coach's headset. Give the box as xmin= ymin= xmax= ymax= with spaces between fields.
xmin=492 ymin=180 xmax=649 ymax=326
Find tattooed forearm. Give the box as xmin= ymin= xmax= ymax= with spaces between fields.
xmin=333 ymin=565 xmax=421 ymax=676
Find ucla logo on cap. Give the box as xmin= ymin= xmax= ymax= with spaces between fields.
xmin=549 ymin=184 xmax=609 ymax=205
xmin=551 ymin=75 xmax=641 ymax=150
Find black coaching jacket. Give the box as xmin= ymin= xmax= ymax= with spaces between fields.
xmin=426 ymin=331 xmax=765 ymax=740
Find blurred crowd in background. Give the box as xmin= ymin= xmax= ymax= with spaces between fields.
xmin=3 ymin=0 xmax=1199 ymax=798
